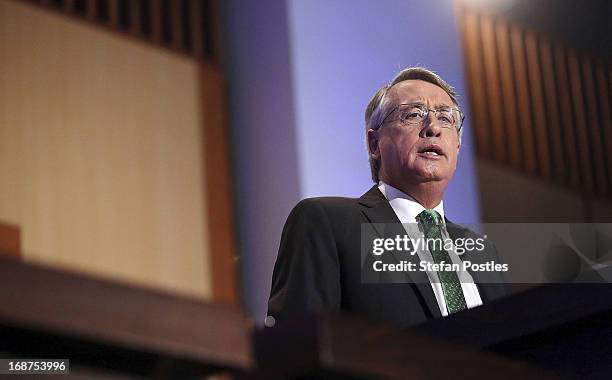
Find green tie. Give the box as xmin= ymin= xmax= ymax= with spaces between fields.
xmin=416 ymin=209 xmax=467 ymax=314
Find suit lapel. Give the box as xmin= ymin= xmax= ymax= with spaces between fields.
xmin=359 ymin=186 xmax=442 ymax=318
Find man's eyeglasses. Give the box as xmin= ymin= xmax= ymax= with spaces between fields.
xmin=375 ymin=103 xmax=464 ymax=132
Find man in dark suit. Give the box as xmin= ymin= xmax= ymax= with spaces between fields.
xmin=267 ymin=67 xmax=509 ymax=328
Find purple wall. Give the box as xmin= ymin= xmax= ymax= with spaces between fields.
xmin=222 ymin=0 xmax=301 ymax=320
xmin=223 ymin=0 xmax=481 ymax=323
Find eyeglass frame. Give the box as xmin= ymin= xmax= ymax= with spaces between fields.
xmin=374 ymin=102 xmax=465 ymax=132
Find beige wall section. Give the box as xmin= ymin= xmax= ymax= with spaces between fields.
xmin=0 ymin=1 xmax=212 ymax=299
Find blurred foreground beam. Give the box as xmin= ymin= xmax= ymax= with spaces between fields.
xmin=0 ymin=257 xmax=253 ymax=378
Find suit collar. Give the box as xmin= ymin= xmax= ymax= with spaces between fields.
xmin=378 ymin=182 xmax=446 ymax=223
xmin=358 ymin=185 xmax=388 ymax=207
xmin=358 ymin=185 xmax=402 ymax=225
xmin=359 ymin=185 xmax=442 ymax=319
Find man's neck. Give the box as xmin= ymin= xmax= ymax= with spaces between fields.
xmin=383 ymin=179 xmax=446 ymax=209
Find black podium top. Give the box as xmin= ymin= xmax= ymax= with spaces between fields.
xmin=417 ymin=283 xmax=612 ymax=379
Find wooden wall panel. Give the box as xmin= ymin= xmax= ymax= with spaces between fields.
xmin=0 ymin=0 xmax=215 ymax=299
xmin=459 ymin=1 xmax=612 ymax=201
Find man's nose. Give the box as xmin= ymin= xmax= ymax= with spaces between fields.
xmin=420 ymin=113 xmax=442 ymax=138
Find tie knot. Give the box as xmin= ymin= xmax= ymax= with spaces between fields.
xmin=417 ymin=209 xmax=442 ymax=228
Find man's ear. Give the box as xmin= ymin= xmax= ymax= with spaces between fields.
xmin=367 ymin=129 xmax=380 ymax=159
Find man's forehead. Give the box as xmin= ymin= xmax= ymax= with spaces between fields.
xmin=387 ymin=79 xmax=453 ymax=107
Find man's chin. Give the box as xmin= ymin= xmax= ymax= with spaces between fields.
xmin=413 ymin=163 xmax=449 ymax=181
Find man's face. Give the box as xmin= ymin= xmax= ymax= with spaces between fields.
xmin=369 ymin=80 xmax=461 ymax=187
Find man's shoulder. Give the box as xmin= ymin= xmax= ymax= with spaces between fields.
xmin=291 ymin=185 xmax=381 ymax=213
xmin=286 ymin=186 xmax=382 ymax=226
xmin=296 ymin=195 xmax=361 ymax=209
xmin=288 ymin=195 xmax=363 ymax=221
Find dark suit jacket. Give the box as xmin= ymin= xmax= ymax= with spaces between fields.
xmin=268 ymin=185 xmax=510 ymax=328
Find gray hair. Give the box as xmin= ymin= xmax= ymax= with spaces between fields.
xmin=365 ymin=67 xmax=463 ymax=183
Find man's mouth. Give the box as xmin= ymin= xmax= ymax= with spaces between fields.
xmin=417 ymin=145 xmax=445 ymax=157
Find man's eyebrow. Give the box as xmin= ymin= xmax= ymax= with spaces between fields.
xmin=401 ymin=102 xmax=454 ymax=109
xmin=401 ymin=97 xmax=453 ymax=108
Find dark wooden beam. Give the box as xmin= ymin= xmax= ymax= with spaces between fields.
xmin=0 ymin=257 xmax=252 ymax=376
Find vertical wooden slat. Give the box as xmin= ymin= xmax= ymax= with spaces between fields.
xmin=480 ymin=16 xmax=507 ymax=163
xmin=524 ymin=31 xmax=551 ymax=179
xmin=86 ymin=0 xmax=97 ymax=20
xmin=567 ymin=50 xmax=594 ymax=193
xmin=150 ymin=0 xmax=162 ymax=44
xmin=510 ymin=26 xmax=537 ymax=175
xmin=130 ymin=0 xmax=141 ymax=36
xmin=595 ymin=59 xmax=612 ymax=195
xmin=461 ymin=9 xmax=491 ymax=158
xmin=108 ymin=0 xmax=119 ymax=27
xmin=190 ymin=0 xmax=204 ymax=58
xmin=458 ymin=1 xmax=612 ymax=199
xmin=606 ymin=63 xmax=612 ymax=107
xmin=539 ymin=38 xmax=566 ymax=183
xmin=554 ymin=45 xmax=581 ymax=188
xmin=495 ymin=20 xmax=522 ymax=168
xmin=581 ymin=56 xmax=608 ymax=195
xmin=170 ymin=0 xmax=182 ymax=50
xmin=209 ymin=0 xmax=222 ymax=63
xmin=64 ymin=0 xmax=76 ymax=12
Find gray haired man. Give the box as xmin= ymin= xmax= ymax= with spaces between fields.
xmin=268 ymin=67 xmax=508 ymax=328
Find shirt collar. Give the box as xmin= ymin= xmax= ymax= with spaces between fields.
xmin=378 ymin=181 xmax=445 ymax=224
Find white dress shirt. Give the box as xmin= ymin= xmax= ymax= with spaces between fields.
xmin=378 ymin=182 xmax=482 ymax=316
